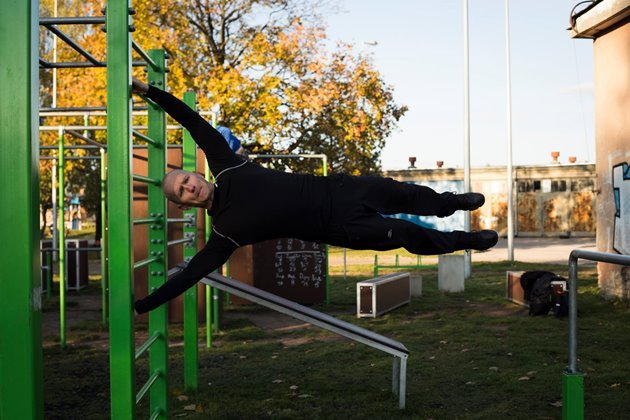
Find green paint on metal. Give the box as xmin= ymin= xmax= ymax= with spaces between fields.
xmin=562 ymin=371 xmax=584 ymax=420
xmin=204 ymin=158 xmax=215 ymax=345
xmin=106 ymin=0 xmax=135 ymax=416
xmin=206 ymin=285 xmax=212 ymax=348
xmin=182 ymin=91 xmax=199 ymax=390
xmin=58 ymin=128 xmax=66 ymax=347
xmin=101 ymin=148 xmax=108 ymax=324
xmin=0 ymin=0 xmax=44 ymax=416
xmin=147 ymin=49 xmax=169 ymax=419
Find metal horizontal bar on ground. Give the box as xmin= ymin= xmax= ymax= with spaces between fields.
xmin=132 ymin=217 xmax=161 ymax=225
xmin=132 ymin=130 xmax=160 ymax=146
xmin=569 ymin=249 xmax=630 ymax=266
xmin=39 ymin=16 xmax=106 ymax=25
xmin=135 ymin=332 xmax=161 ymax=360
xmin=132 ymin=174 xmax=160 ymax=185
xmin=65 ymin=129 xmax=106 ymax=149
xmin=131 ymin=40 xmax=159 ymax=71
xmin=133 ymin=256 xmax=161 ymax=270
xmin=167 ymin=238 xmax=192 ymax=247
xmin=42 ymin=24 xmax=101 ymax=66
xmin=135 ymin=370 xmax=161 ymax=404
xmin=195 ymin=269 xmax=408 ymax=356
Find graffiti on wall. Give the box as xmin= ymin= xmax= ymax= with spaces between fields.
xmin=613 ymin=162 xmax=629 ymax=255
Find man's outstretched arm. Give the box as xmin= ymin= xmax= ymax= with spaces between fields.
xmin=134 ymin=237 xmax=236 ymax=314
xmin=131 ymin=78 xmax=239 ymax=170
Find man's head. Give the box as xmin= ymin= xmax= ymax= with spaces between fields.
xmin=162 ymin=169 xmax=214 ymax=209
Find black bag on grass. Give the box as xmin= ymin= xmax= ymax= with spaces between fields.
xmin=520 ymin=271 xmax=556 ymax=316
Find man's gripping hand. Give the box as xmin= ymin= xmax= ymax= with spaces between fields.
xmin=132 ymin=77 xmax=149 ymax=95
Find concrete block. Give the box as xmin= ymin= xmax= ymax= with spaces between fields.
xmin=410 ymin=273 xmax=423 ymax=297
xmin=438 ymin=255 xmax=465 ymax=292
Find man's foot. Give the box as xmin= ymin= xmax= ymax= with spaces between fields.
xmin=460 ymin=230 xmax=498 ymax=251
xmin=455 ymin=192 xmax=485 ymax=211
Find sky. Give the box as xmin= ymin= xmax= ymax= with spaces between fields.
xmin=324 ymin=0 xmax=595 ymax=170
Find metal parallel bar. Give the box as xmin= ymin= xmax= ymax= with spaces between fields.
xmin=131 ymin=40 xmax=159 ymax=71
xmin=132 ymin=130 xmax=160 ymax=146
xmin=167 ymin=217 xmax=193 ymax=224
xmin=41 ymin=145 xmax=100 ymax=149
xmin=167 ymin=238 xmax=192 ymax=247
xmin=132 ymin=174 xmax=160 ymax=185
xmin=562 ymin=249 xmax=630 ymax=420
xmin=106 ymin=0 xmax=135 ymax=415
xmin=249 ymin=154 xmax=328 ymax=159
xmin=146 ymin=49 xmax=169 ymax=419
xmin=42 ymin=24 xmax=102 ymax=66
xmin=198 ymin=271 xmax=408 ymax=407
xmin=182 ymin=91 xmax=199 ymax=391
xmin=399 ymin=358 xmax=407 ymax=409
xmin=135 ymin=370 xmax=161 ymax=404
xmin=134 ymin=256 xmax=161 ymax=271
xmin=138 ymin=93 xmax=159 ymax=108
xmin=65 ymin=129 xmax=107 ymax=149
xmin=39 ymin=16 xmax=106 ymax=25
xmin=0 ymin=1 xmax=44 ymax=416
xmin=40 ymin=247 xmax=102 ymax=252
xmin=132 ymin=217 xmax=161 ymax=225
xmin=135 ymin=332 xmax=161 ymax=360
xmin=201 ymin=272 xmax=408 ymax=356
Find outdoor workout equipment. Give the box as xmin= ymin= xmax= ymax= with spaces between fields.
xmin=373 ymin=253 xmax=422 ymax=277
xmin=196 ymin=268 xmax=409 ymax=409
xmin=562 ymin=249 xmax=630 ymax=420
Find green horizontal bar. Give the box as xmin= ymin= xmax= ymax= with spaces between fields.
xmin=132 ymin=217 xmax=161 ymax=225
xmin=132 ymin=174 xmax=160 ymax=185
xmin=132 ymin=130 xmax=160 ymax=147
xmin=133 ymin=256 xmax=160 ymax=270
xmin=136 ymin=370 xmax=161 ymax=405
xmin=135 ymin=332 xmax=161 ymax=360
xmin=168 ymin=237 xmax=192 ymax=247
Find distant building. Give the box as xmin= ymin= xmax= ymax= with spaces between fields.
xmin=384 ymin=160 xmax=596 ymax=238
xmin=572 ymin=0 xmax=630 ymax=299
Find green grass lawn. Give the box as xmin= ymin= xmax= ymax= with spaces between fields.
xmin=43 ymin=261 xmax=630 ymax=419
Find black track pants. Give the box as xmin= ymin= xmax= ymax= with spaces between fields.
xmin=325 ymin=175 xmax=465 ymax=255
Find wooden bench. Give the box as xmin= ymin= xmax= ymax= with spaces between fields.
xmin=357 ymin=272 xmax=410 ymax=318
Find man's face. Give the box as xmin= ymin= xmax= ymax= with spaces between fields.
xmin=163 ymin=170 xmax=214 ymax=209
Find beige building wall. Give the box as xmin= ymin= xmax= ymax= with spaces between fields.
xmin=572 ymin=0 xmax=630 ymax=299
xmin=593 ymin=23 xmax=630 ymax=299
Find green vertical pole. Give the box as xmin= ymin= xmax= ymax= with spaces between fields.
xmin=373 ymin=255 xmax=378 ymax=277
xmin=58 ymin=128 xmax=66 ymax=347
xmin=205 ymin=160 xmax=213 ymax=347
xmin=0 ymin=0 xmax=44 ymax=417
xmin=46 ymin=252 xmax=52 ymax=300
xmin=101 ymin=148 xmax=108 ymax=325
xmin=147 ymin=49 xmax=169 ymax=419
xmin=322 ymin=156 xmax=329 ymax=304
xmin=207 ymin=116 xmax=220 ymax=335
xmin=107 ymin=0 xmax=135 ymax=417
xmin=182 ymin=91 xmax=199 ymax=390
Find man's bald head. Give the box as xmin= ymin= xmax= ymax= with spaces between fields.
xmin=162 ymin=169 xmax=214 ymax=209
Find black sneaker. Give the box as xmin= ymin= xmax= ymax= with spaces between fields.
xmin=456 ymin=192 xmax=485 ymax=211
xmin=460 ymin=230 xmax=498 ymax=251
